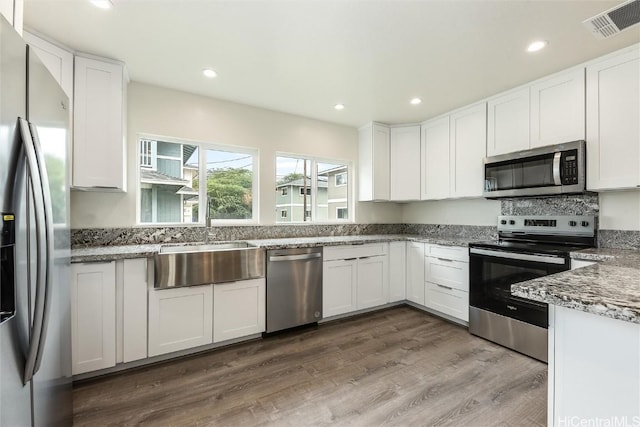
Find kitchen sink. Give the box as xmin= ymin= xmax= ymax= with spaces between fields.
xmin=154 ymin=242 xmax=265 ymax=289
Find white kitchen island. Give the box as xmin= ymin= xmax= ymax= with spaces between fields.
xmin=513 ymin=250 xmax=640 ymax=427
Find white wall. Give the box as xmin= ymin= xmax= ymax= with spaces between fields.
xmin=401 ymin=199 xmax=500 ymax=226
xmin=70 ymin=82 xmax=400 ymax=228
xmin=599 ymin=191 xmax=640 ymax=230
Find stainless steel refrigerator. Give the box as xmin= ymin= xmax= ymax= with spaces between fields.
xmin=0 ymin=16 xmax=72 ymax=426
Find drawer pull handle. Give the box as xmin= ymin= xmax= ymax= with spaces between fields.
xmin=436 ymin=257 xmax=454 ymax=262
xmin=436 ymin=284 xmax=454 ymax=291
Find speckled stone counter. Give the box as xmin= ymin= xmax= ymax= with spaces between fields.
xmin=512 ymin=248 xmax=640 ymax=324
xmin=71 ymin=234 xmax=478 ymax=262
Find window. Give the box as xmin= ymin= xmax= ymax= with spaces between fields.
xmin=335 ymin=172 xmax=347 ymax=186
xmin=275 ymin=155 xmax=350 ymax=223
xmin=280 ymin=210 xmax=287 ymax=218
xmin=280 ymin=188 xmax=288 ymax=196
xmin=138 ymin=137 xmax=258 ymax=225
xmin=140 ymin=138 xmax=153 ymax=168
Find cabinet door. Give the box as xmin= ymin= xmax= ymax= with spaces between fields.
xmin=530 ymin=68 xmax=585 ymax=148
xmin=148 ymin=285 xmax=213 ymax=357
xmin=487 ymin=87 xmax=530 ymax=156
xmin=322 ymin=259 xmax=357 ymax=317
xmin=388 ymin=241 xmax=406 ymax=303
xmin=390 ymin=125 xmax=421 ymax=201
xmin=73 ymin=56 xmax=126 ymax=190
xmin=23 ymin=31 xmax=73 ymax=100
xmin=450 ymin=103 xmax=487 ymax=198
xmin=586 ymin=49 xmax=640 ymax=190
xmin=421 ymin=116 xmax=450 ymax=200
xmin=406 ymin=242 xmax=425 ymax=305
xmin=213 ymin=278 xmax=265 ymax=343
xmin=358 ymin=123 xmax=390 ymax=201
xmin=122 ymin=259 xmax=148 ymax=363
xmin=356 ymin=255 xmax=388 ymax=310
xmin=71 ymin=262 xmax=116 ymax=375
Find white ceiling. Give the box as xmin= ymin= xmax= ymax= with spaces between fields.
xmin=23 ymin=0 xmax=640 ymax=128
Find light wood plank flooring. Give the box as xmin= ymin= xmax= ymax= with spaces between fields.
xmin=73 ymin=306 xmax=547 ymax=426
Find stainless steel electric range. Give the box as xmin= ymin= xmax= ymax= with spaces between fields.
xmin=468 ymin=215 xmax=596 ymax=362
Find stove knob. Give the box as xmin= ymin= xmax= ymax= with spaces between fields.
xmin=569 ymin=221 xmax=577 ymax=227
xmin=509 ymin=220 xmax=515 ymax=225
xmin=500 ymin=220 xmax=507 ymax=225
xmin=581 ymin=221 xmax=589 ymax=227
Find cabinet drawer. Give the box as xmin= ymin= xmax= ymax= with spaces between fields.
xmin=323 ymin=243 xmax=388 ymax=261
xmin=425 ymin=257 xmax=469 ymax=292
xmin=427 ymin=244 xmax=468 ymax=262
xmin=425 ymin=282 xmax=469 ymax=322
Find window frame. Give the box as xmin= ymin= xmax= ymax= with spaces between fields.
xmin=136 ymin=134 xmax=260 ymax=226
xmin=336 ymin=207 xmax=348 ymax=219
xmin=275 ymin=152 xmax=353 ymax=224
xmin=335 ymin=172 xmax=347 ymax=187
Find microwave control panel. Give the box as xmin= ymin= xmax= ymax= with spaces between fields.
xmin=561 ymin=149 xmax=579 ymax=185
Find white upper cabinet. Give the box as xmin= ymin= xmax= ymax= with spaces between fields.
xmin=488 ymin=68 xmax=586 ymax=157
xmin=449 ymin=103 xmax=487 ymax=198
xmin=586 ymin=48 xmax=640 ymax=191
xmin=390 ymin=125 xmax=421 ymax=201
xmin=358 ymin=122 xmax=390 ymax=201
xmin=73 ymin=55 xmax=128 ymax=191
xmin=530 ymin=68 xmax=585 ymax=148
xmin=23 ymin=31 xmax=74 ymax=100
xmin=487 ymin=87 xmax=530 ymax=156
xmin=0 ymin=0 xmax=22 ymax=34
xmin=421 ymin=116 xmax=450 ymax=200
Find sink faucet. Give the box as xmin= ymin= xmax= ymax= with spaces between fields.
xmin=205 ymin=195 xmax=212 ymax=228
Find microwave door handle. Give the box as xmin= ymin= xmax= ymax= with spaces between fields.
xmin=553 ymin=152 xmax=562 ymax=185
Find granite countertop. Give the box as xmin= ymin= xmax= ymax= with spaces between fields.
xmin=512 ymin=248 xmax=640 ymax=324
xmin=70 ymin=234 xmax=478 ymax=263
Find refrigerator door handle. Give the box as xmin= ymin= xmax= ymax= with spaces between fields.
xmin=18 ymin=118 xmax=48 ymax=384
xmin=28 ymin=122 xmax=54 ymax=374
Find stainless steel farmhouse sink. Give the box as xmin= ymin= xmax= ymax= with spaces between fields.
xmin=154 ymin=242 xmax=265 ymax=289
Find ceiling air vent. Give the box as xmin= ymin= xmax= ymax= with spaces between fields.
xmin=583 ymin=0 xmax=640 ymax=39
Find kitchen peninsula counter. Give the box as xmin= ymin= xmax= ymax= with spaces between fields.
xmin=512 ymin=248 xmax=640 ymax=324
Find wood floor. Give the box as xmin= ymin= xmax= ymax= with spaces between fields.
xmin=73 ymin=306 xmax=547 ymax=426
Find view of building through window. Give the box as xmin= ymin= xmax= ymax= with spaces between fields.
xmin=139 ymin=138 xmax=255 ymax=224
xmin=275 ymin=156 xmax=349 ymax=223
xmin=139 ymin=139 xmax=199 ymax=224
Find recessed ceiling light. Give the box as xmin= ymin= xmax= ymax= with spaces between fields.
xmin=90 ymin=0 xmax=113 ymax=9
xmin=527 ymin=40 xmax=548 ymax=53
xmin=202 ymin=68 xmax=218 ymax=78
xmin=410 ymin=97 xmax=422 ymax=105
xmin=334 ymin=103 xmax=345 ymax=111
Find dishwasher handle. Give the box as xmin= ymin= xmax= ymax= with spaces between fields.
xmin=269 ymin=252 xmax=322 ymax=262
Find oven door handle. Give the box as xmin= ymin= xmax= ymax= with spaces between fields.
xmin=469 ymin=247 xmax=566 ymax=265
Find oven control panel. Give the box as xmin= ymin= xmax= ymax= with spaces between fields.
xmin=498 ymin=215 xmax=595 ymax=237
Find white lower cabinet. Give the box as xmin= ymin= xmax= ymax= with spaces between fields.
xmin=406 ymin=242 xmax=426 ymax=305
xmin=148 ymin=285 xmax=213 ymax=357
xmin=356 ymin=255 xmax=388 ymax=310
xmin=71 ymin=261 xmax=116 ymax=375
xmin=424 ymin=244 xmax=469 ymax=322
xmin=121 ymin=258 xmax=148 ymax=363
xmin=213 ymin=278 xmax=265 ymax=343
xmin=323 ymin=243 xmax=390 ymax=318
xmin=388 ymin=241 xmax=406 ymax=302
xmin=323 ymin=259 xmax=357 ymax=317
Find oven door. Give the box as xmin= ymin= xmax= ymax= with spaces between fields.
xmin=469 ymin=247 xmax=569 ymax=328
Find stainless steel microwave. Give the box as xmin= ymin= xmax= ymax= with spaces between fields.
xmin=483 ymin=140 xmax=586 ymax=199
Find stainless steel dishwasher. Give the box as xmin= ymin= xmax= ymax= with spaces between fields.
xmin=266 ymin=247 xmax=322 ymax=333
